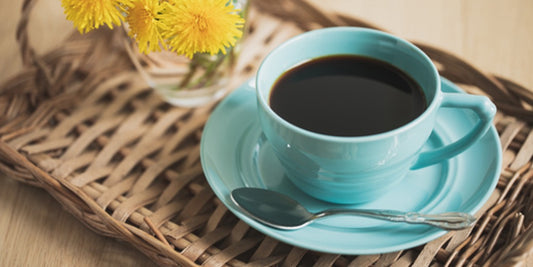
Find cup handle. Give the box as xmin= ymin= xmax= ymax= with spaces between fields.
xmin=410 ymin=93 xmax=496 ymax=170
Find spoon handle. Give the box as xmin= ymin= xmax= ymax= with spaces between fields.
xmin=316 ymin=209 xmax=476 ymax=230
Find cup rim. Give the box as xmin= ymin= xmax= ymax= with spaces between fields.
xmin=256 ymin=26 xmax=441 ymax=142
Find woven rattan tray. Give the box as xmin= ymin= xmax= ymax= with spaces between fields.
xmin=1 ymin=0 xmax=533 ymax=266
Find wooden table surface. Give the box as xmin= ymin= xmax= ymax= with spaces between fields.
xmin=1 ymin=0 xmax=531 ymax=266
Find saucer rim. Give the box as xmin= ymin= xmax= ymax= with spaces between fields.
xmin=200 ymin=77 xmax=502 ymax=255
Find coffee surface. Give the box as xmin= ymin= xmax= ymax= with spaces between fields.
xmin=269 ymin=55 xmax=427 ymax=137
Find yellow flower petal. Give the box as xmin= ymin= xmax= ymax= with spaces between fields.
xmin=126 ymin=0 xmax=167 ymax=53
xmin=61 ymin=0 xmax=132 ymax=33
xmin=162 ymin=0 xmax=245 ymax=58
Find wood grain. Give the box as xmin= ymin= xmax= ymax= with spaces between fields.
xmin=0 ymin=0 xmax=531 ymax=266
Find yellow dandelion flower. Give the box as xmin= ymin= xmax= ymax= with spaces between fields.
xmin=162 ymin=0 xmax=245 ymax=58
xmin=126 ymin=0 xmax=167 ymax=54
xmin=61 ymin=0 xmax=132 ymax=33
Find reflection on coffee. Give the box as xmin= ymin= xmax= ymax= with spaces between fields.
xmin=269 ymin=55 xmax=427 ymax=137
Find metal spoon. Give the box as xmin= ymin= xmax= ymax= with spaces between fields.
xmin=230 ymin=187 xmax=476 ymax=231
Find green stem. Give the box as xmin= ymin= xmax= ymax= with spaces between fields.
xmin=178 ymin=55 xmax=200 ymax=88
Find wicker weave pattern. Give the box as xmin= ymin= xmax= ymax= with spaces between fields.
xmin=1 ymin=0 xmax=532 ymax=266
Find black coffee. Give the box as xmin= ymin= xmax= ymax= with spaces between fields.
xmin=269 ymin=55 xmax=427 ymax=137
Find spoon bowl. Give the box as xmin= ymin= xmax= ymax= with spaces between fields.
xmin=231 ymin=187 xmax=476 ymax=231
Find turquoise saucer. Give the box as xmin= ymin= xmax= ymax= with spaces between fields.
xmin=200 ymin=78 xmax=501 ymax=255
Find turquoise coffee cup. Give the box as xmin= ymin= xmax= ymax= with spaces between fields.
xmin=256 ymin=27 xmax=496 ymax=204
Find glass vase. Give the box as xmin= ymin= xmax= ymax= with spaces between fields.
xmin=128 ymin=0 xmax=249 ymax=107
